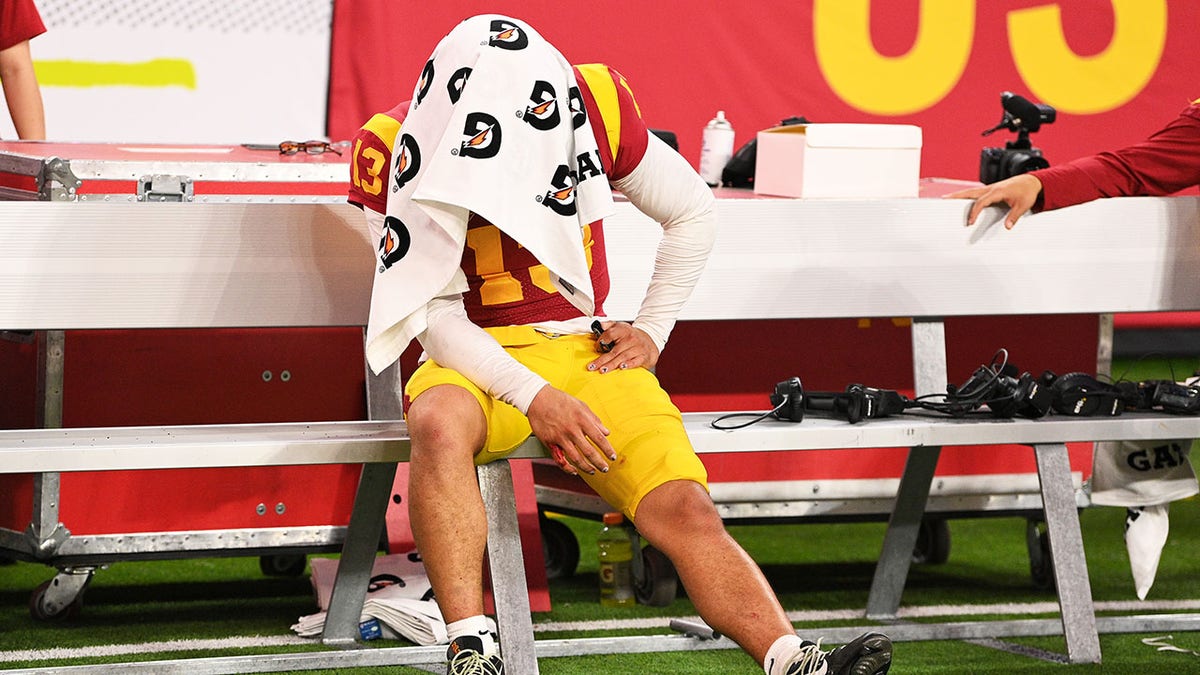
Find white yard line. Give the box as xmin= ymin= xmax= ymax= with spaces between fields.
xmin=5 ymin=599 xmax=1200 ymax=663
xmin=531 ymin=599 xmax=1200 ymax=632
xmin=0 ymin=635 xmax=307 ymax=663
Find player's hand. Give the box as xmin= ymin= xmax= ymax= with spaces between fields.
xmin=528 ymin=385 xmax=614 ymax=476
xmin=588 ymin=321 xmax=660 ymax=373
xmin=944 ymin=173 xmax=1043 ymax=230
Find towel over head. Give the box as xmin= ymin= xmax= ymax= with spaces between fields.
xmin=364 ymin=14 xmax=614 ymax=373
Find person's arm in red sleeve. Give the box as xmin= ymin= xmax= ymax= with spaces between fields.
xmin=948 ymin=102 xmax=1200 ymax=228
xmin=0 ymin=0 xmax=47 ymax=140
xmin=1037 ymin=102 xmax=1200 ymax=210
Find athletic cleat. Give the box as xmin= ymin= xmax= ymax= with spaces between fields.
xmin=820 ymin=632 xmax=893 ymax=675
xmin=783 ymin=632 xmax=893 ymax=675
xmin=446 ymin=635 xmax=504 ymax=675
xmin=780 ymin=640 xmax=829 ymax=675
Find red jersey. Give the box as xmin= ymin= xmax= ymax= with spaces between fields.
xmin=1034 ymin=100 xmax=1200 ymax=211
xmin=348 ymin=63 xmax=650 ymax=327
xmin=0 ymin=0 xmax=45 ymax=51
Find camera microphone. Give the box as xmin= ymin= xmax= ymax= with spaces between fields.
xmin=1000 ymin=92 xmax=1048 ymax=133
xmin=978 ymin=91 xmax=1056 ymax=184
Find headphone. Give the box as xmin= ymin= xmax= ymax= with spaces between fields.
xmin=985 ymin=370 xmax=1056 ymax=419
xmin=769 ymin=377 xmax=806 ymax=422
xmin=1116 ymin=378 xmax=1200 ymax=415
xmin=1049 ymin=371 xmax=1126 ymax=417
xmin=767 ymin=378 xmax=911 ymax=424
xmin=803 ymin=384 xmax=910 ymax=424
xmin=911 ymin=350 xmax=1055 ymax=419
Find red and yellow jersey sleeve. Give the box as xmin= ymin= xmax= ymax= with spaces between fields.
xmin=573 ymin=64 xmax=650 ymax=182
xmin=347 ymin=100 xmax=409 ymax=213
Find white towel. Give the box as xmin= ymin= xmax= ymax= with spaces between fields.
xmin=365 ymin=15 xmax=614 ymax=373
xmin=1124 ymin=504 xmax=1170 ymax=600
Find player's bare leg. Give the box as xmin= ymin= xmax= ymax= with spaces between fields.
xmin=634 ymin=479 xmax=893 ymax=675
xmin=632 ymin=479 xmax=793 ymax=663
xmin=407 ymin=384 xmax=490 ymax=623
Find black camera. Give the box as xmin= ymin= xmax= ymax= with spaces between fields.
xmin=979 ymin=91 xmax=1056 ymax=184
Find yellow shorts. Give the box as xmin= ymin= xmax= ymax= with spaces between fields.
xmin=404 ymin=325 xmax=708 ymax=518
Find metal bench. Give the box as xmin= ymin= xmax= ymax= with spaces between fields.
xmin=3 ymin=193 xmax=1200 ymax=671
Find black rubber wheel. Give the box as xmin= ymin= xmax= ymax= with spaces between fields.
xmin=911 ymin=518 xmax=951 ymax=565
xmin=29 ymin=579 xmax=84 ymax=621
xmin=1026 ymin=519 xmax=1055 ymax=591
xmin=539 ymin=514 xmax=580 ymax=580
xmin=259 ymin=554 xmax=308 ymax=577
xmin=634 ymin=545 xmax=678 ymax=607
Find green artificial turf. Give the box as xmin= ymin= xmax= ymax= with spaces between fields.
xmin=3 ymin=498 xmax=1198 ymax=672
xmin=1 ymin=356 xmax=1198 ymax=672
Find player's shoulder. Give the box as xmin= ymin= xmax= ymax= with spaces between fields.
xmin=572 ymin=64 xmax=648 ymax=180
xmin=574 ymin=64 xmax=637 ymax=102
xmin=356 ymin=100 xmax=410 ymax=152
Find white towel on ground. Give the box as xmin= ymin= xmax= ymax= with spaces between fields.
xmin=365 ymin=14 xmax=614 ymax=373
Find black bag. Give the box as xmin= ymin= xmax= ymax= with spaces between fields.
xmin=721 ymin=115 xmax=809 ymax=188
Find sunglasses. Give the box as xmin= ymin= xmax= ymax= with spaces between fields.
xmin=278 ymin=140 xmax=343 ymax=156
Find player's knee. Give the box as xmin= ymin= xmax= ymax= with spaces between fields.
xmin=671 ymin=494 xmax=723 ymax=533
xmin=408 ymin=385 xmax=486 ymax=455
xmin=636 ymin=480 xmax=722 ymax=538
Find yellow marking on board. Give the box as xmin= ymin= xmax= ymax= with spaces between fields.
xmin=858 ymin=318 xmax=914 ymax=328
xmin=33 ymin=59 xmax=197 ymax=89
xmin=1009 ymin=0 xmax=1166 ymax=114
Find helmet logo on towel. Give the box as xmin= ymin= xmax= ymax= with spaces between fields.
xmin=392 ymin=134 xmax=421 ymax=193
xmin=538 ymin=164 xmax=578 ymax=216
xmin=520 ymin=81 xmax=560 ymax=131
xmin=567 ymin=86 xmax=587 ymax=129
xmin=488 ymin=19 xmax=529 ymax=50
xmin=447 ymin=67 xmax=472 ymax=104
xmin=378 ymin=216 xmax=412 ymax=271
xmin=415 ymin=59 xmax=435 ymax=107
xmin=455 ymin=112 xmax=502 ymax=159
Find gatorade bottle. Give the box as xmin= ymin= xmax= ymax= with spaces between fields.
xmin=597 ymin=512 xmax=636 ymax=607
xmin=699 ymin=110 xmax=735 ymax=187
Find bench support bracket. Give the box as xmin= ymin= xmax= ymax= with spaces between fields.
xmin=1034 ymin=442 xmax=1101 ymax=664
xmin=866 ymin=445 xmax=941 ymax=619
xmin=322 ymin=462 xmax=398 ymax=646
xmin=480 ymin=460 xmax=540 ymax=674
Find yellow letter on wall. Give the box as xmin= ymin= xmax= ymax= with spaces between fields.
xmin=814 ymin=0 xmax=973 ymax=116
xmin=1009 ymin=0 xmax=1166 ymax=114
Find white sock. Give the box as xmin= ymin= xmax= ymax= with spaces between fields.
xmin=446 ymin=615 xmax=498 ymax=656
xmin=764 ymin=634 xmax=809 ymax=675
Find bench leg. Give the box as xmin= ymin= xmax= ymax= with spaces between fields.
xmin=322 ymin=462 xmax=398 ymax=645
xmin=1033 ymin=442 xmax=1101 ymax=664
xmin=866 ymin=445 xmax=941 ymax=619
xmin=479 ymin=460 xmax=539 ymax=675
